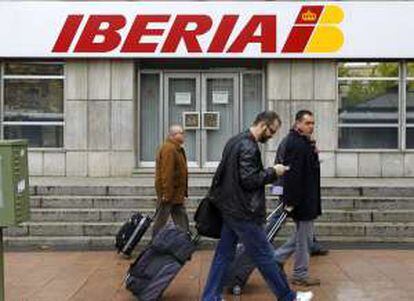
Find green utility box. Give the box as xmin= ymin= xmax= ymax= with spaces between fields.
xmin=0 ymin=140 xmax=30 ymax=227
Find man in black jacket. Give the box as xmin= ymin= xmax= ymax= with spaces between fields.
xmin=274 ymin=110 xmax=322 ymax=287
xmin=202 ymin=111 xmax=313 ymax=301
xmin=274 ymin=130 xmax=329 ymax=257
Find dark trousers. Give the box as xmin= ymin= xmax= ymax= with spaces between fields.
xmin=152 ymin=200 xmax=189 ymax=237
xmin=202 ymin=216 xmax=296 ymax=301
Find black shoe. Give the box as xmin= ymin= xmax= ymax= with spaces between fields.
xmin=310 ymin=248 xmax=329 ymax=256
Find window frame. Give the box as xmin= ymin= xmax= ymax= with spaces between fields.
xmin=0 ymin=61 xmax=65 ymax=149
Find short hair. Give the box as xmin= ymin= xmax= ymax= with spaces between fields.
xmin=252 ymin=111 xmax=281 ymax=127
xmin=295 ymin=110 xmax=313 ymax=122
xmin=168 ymin=124 xmax=183 ymax=136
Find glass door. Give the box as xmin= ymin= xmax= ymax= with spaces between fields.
xmin=201 ymin=73 xmax=239 ymax=168
xmin=164 ymin=73 xmax=201 ymax=168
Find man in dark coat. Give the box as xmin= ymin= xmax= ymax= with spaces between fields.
xmin=153 ymin=124 xmax=189 ymax=237
xmin=274 ymin=110 xmax=322 ymax=287
xmin=202 ymin=111 xmax=314 ymax=301
xmin=274 ymin=131 xmax=328 ymax=257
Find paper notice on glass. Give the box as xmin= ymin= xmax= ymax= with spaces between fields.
xmin=175 ymin=92 xmax=192 ymax=105
xmin=270 ymin=185 xmax=283 ymax=195
xmin=212 ymin=91 xmax=228 ymax=104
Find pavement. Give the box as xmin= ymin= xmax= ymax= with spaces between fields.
xmin=4 ymin=249 xmax=414 ymax=301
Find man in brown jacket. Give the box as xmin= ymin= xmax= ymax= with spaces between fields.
xmin=153 ymin=124 xmax=189 ymax=237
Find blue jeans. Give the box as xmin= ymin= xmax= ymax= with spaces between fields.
xmin=201 ymin=216 xmax=296 ymax=301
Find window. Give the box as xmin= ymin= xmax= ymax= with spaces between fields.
xmin=1 ymin=62 xmax=64 ymax=147
xmin=139 ymin=72 xmax=161 ymax=162
xmin=338 ymin=62 xmax=400 ymax=149
xmin=406 ymin=63 xmax=414 ymax=148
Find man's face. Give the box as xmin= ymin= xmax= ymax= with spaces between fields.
xmin=296 ymin=114 xmax=315 ymax=136
xmin=258 ymin=120 xmax=279 ymax=143
xmin=173 ymin=128 xmax=185 ymax=145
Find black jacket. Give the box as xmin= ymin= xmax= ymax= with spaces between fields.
xmin=211 ymin=130 xmax=277 ymax=224
xmin=278 ymin=129 xmax=322 ymax=221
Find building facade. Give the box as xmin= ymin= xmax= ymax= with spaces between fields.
xmin=1 ymin=1 xmax=414 ymax=178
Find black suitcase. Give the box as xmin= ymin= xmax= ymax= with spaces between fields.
xmin=115 ymin=212 xmax=152 ymax=256
xmin=225 ymin=202 xmax=288 ymax=295
xmin=125 ymin=223 xmax=196 ymax=301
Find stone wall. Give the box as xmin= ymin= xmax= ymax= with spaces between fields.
xmin=28 ymin=60 xmax=136 ymax=177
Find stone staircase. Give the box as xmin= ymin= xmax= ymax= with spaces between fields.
xmin=3 ymin=178 xmax=414 ymax=250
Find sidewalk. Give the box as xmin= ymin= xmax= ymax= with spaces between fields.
xmin=4 ymin=249 xmax=414 ymax=301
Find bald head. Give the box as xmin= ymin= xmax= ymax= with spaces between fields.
xmin=168 ymin=124 xmax=185 ymax=144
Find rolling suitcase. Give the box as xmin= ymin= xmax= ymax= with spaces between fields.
xmin=225 ymin=202 xmax=288 ymax=295
xmin=115 ymin=211 xmax=153 ymax=256
xmin=124 ymin=223 xmax=196 ymax=301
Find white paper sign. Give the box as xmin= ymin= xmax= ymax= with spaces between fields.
xmin=212 ymin=91 xmax=229 ymax=104
xmin=175 ymin=92 xmax=191 ymax=105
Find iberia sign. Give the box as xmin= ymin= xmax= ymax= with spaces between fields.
xmin=0 ymin=2 xmax=414 ymax=58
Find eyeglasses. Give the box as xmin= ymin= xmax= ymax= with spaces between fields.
xmin=266 ymin=125 xmax=277 ymax=135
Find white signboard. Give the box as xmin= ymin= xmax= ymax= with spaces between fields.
xmin=1 ymin=2 xmax=414 ymax=58
xmin=212 ymin=91 xmax=229 ymax=104
xmin=175 ymin=92 xmax=192 ymax=105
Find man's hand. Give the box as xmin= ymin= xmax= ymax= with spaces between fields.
xmin=284 ymin=205 xmax=294 ymax=213
xmin=273 ymin=164 xmax=290 ymax=176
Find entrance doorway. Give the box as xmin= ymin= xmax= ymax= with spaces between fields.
xmin=138 ymin=70 xmax=264 ymax=170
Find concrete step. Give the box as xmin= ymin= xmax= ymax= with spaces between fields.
xmin=5 ymin=221 xmax=414 ymax=238
xmin=30 ymin=195 xmax=414 ymax=210
xmin=28 ymin=208 xmax=414 ymax=223
xmin=30 ymin=184 xmax=414 ymax=197
xmin=4 ymin=234 xmax=414 ymax=251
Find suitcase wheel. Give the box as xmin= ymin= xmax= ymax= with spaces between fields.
xmin=232 ymin=285 xmax=242 ymax=295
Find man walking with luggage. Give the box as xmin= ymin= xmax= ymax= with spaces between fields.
xmin=274 ymin=110 xmax=322 ymax=287
xmin=274 ymin=128 xmax=329 ymax=258
xmin=153 ymin=124 xmax=190 ymax=237
xmin=202 ymin=111 xmax=313 ymax=301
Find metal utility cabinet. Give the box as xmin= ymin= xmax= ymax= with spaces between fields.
xmin=0 ymin=140 xmax=30 ymax=301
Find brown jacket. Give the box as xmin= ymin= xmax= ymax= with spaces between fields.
xmin=155 ymin=138 xmax=188 ymax=204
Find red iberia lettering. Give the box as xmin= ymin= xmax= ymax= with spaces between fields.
xmin=74 ymin=15 xmax=126 ymax=52
xmin=52 ymin=15 xmax=84 ymax=52
xmin=121 ymin=15 xmax=170 ymax=53
xmin=52 ymin=13 xmax=278 ymax=54
xmin=161 ymin=15 xmax=213 ymax=53
xmin=207 ymin=15 xmax=239 ymax=53
xmin=228 ymin=16 xmax=276 ymax=53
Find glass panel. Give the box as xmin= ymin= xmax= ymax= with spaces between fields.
xmin=4 ymin=125 xmax=63 ymax=147
xmin=339 ymin=127 xmax=398 ymax=149
xmin=406 ymin=81 xmax=414 ymax=124
xmin=406 ymin=128 xmax=414 ymax=148
xmin=5 ymin=62 xmax=63 ymax=76
xmin=338 ymin=62 xmax=399 ymax=78
xmin=140 ymin=73 xmax=160 ymax=161
xmin=4 ymin=79 xmax=64 ymax=122
xmin=407 ymin=62 xmax=414 ymax=78
xmin=206 ymin=78 xmax=234 ymax=162
xmin=168 ymin=78 xmax=197 ymax=162
xmin=338 ymin=80 xmax=399 ymax=124
xmin=242 ymin=73 xmax=262 ymax=130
